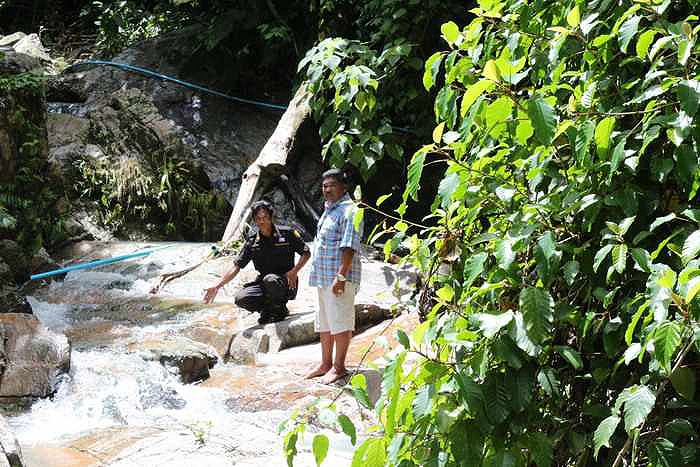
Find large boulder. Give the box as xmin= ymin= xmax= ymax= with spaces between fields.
xmin=0 ymin=241 xmax=28 ymax=283
xmin=130 ymin=336 xmax=218 ymax=383
xmin=47 ymin=28 xmax=324 ymax=238
xmin=0 ymin=314 xmax=70 ymax=403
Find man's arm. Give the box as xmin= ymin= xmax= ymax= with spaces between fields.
xmin=332 ymin=247 xmax=354 ymax=296
xmin=286 ymin=250 xmax=311 ymax=289
xmin=203 ymin=264 xmax=241 ymax=303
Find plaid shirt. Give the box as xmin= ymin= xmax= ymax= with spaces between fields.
xmin=309 ymin=193 xmax=363 ymax=287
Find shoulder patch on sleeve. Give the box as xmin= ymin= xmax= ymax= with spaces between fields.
xmin=293 ymin=230 xmax=301 ymax=238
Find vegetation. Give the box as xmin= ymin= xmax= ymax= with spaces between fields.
xmin=283 ymin=0 xmax=700 ymax=466
xmin=73 ymin=152 xmax=229 ymax=240
xmin=0 ymin=71 xmax=67 ymax=252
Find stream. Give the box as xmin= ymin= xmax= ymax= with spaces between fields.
xmin=6 ymin=243 xmax=354 ymax=467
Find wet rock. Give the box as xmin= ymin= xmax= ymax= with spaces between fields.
xmin=0 ymin=313 xmax=70 ymax=401
xmin=132 ymin=337 xmax=217 ymax=383
xmin=0 ymin=413 xmax=25 ymax=467
xmin=29 ymin=248 xmax=57 ymax=278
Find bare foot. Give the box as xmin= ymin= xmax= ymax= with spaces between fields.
xmin=305 ymin=364 xmax=332 ymax=379
xmin=320 ymin=367 xmax=347 ymax=385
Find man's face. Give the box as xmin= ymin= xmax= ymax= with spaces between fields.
xmin=253 ymin=208 xmax=273 ymax=231
xmin=322 ymin=177 xmax=345 ymax=204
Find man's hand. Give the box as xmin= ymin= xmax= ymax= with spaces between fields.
xmin=203 ymin=285 xmax=220 ymax=304
xmin=332 ymin=278 xmax=345 ymax=296
xmin=286 ymin=269 xmax=299 ymax=289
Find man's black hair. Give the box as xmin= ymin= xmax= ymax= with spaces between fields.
xmin=321 ymin=168 xmax=346 ymax=184
xmin=250 ymin=200 xmax=274 ymax=216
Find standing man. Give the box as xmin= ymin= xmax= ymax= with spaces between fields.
xmin=203 ymin=200 xmax=310 ymax=325
xmin=306 ymin=169 xmax=363 ymax=384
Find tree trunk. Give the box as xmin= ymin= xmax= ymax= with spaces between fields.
xmin=221 ymin=84 xmax=312 ymax=244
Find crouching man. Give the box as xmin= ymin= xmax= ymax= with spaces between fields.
xmin=306 ymin=169 xmax=363 ymax=384
xmin=203 ymin=200 xmax=310 ymax=325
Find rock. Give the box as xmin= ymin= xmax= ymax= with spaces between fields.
xmin=0 ymin=241 xmax=28 ymax=283
xmin=12 ymin=34 xmax=50 ymax=62
xmin=0 ymin=33 xmax=26 ymax=48
xmin=0 ymin=313 xmax=70 ymax=401
xmin=29 ymin=248 xmax=57 ymax=277
xmin=131 ymin=336 xmax=218 ymax=383
xmin=0 ymin=414 xmax=25 ymax=467
xmin=0 ymin=286 xmax=32 ymax=314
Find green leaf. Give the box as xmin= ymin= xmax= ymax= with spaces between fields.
xmin=631 ymin=248 xmax=652 ymax=273
xmin=678 ymin=38 xmax=693 ymax=66
xmin=537 ymin=368 xmax=560 ymax=396
xmin=624 ymin=343 xmax=642 ymax=364
xmin=682 ymin=230 xmax=700 ymax=264
xmin=353 ymin=208 xmax=364 ymax=232
xmin=461 ymin=79 xmax=494 ymax=117
xmin=464 ymin=252 xmax=488 ymax=288
xmin=677 ymin=80 xmax=700 ymax=116
xmin=593 ymin=244 xmax=614 ymax=272
xmin=686 ymin=277 xmax=700 ymax=303
xmin=337 ymin=414 xmax=357 ymax=445
xmin=472 ymin=311 xmax=514 ymax=338
xmin=441 ymin=21 xmax=461 ymax=44
xmin=519 ymin=287 xmax=554 ymax=343
xmin=312 ymin=434 xmax=329 ymax=466
xmin=395 ymin=329 xmax=410 ymax=350
xmin=595 ymin=117 xmax=616 ymax=158
xmin=351 ymin=438 xmax=386 ymax=467
xmin=636 ymin=29 xmax=657 ymax=59
xmin=594 ymin=415 xmax=620 ymax=459
xmin=483 ymin=59 xmax=500 ymax=82
xmin=648 ymin=438 xmax=683 ymax=467
xmin=616 ymin=385 xmax=656 ymax=432
xmin=612 ymin=244 xmax=628 ymax=274
xmin=436 ymin=284 xmax=455 ymax=301
xmin=575 ymin=120 xmax=595 ymax=162
xmin=423 ymin=52 xmax=443 ymax=90
xmin=566 ymin=5 xmax=581 ymax=28
xmin=618 ymin=15 xmax=640 ymax=53
xmin=524 ymin=432 xmax=553 ymax=467
xmin=510 ymin=312 xmax=540 ymax=356
xmin=555 ymin=345 xmax=583 ymax=370
xmin=404 ymin=149 xmax=427 ymax=202
xmin=527 ymin=95 xmax=557 ymax=145
xmin=563 ymin=260 xmax=580 ymax=285
xmin=654 ymin=321 xmax=681 ymax=372
xmin=670 ymin=367 xmax=696 ymax=400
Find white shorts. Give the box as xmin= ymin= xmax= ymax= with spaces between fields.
xmin=315 ymin=283 xmax=356 ymax=334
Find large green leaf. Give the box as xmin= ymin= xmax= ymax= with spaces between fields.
xmin=636 ymin=29 xmax=657 ymax=58
xmin=461 ymin=79 xmax=494 ymax=117
xmin=555 ymin=345 xmax=583 ymax=370
xmin=594 ymin=415 xmax=620 ymax=459
xmin=654 ymin=321 xmax=681 ymax=371
xmin=618 ymin=15 xmax=640 ymax=53
xmin=527 ymin=96 xmax=557 ymax=145
xmin=670 ymin=367 xmax=696 ymax=400
xmin=524 ymin=432 xmax=553 ymax=467
xmin=648 ymin=438 xmax=683 ymax=467
xmin=423 ymin=52 xmax=443 ymax=91
xmin=519 ymin=287 xmax=554 ymax=343
xmin=677 ymin=79 xmax=700 ymax=116
xmin=575 ymin=120 xmax=595 ymax=162
xmin=595 ymin=117 xmax=616 ymax=158
xmin=682 ymin=230 xmax=700 ymax=264
xmin=312 ymin=434 xmax=329 ymax=466
xmin=464 ymin=252 xmax=488 ymax=288
xmin=612 ymin=244 xmax=628 ymax=274
xmin=472 ymin=311 xmax=514 ymax=338
xmin=615 ymin=385 xmax=656 ymax=432
xmin=593 ymin=244 xmax=614 ymax=273
xmin=404 ymin=148 xmax=427 ymax=202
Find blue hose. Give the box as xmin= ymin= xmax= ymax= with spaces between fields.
xmin=64 ymin=60 xmax=415 ymax=134
xmin=30 ymin=244 xmax=177 ymax=281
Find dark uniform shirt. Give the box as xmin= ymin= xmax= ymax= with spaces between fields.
xmin=234 ymin=225 xmax=310 ymax=276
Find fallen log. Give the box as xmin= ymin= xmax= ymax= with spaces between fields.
xmin=221 ymin=83 xmax=312 ymax=243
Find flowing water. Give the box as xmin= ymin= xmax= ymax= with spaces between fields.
xmin=7 ymin=243 xmax=352 ymax=467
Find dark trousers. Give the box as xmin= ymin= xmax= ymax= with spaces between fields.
xmin=234 ymin=273 xmax=294 ymax=313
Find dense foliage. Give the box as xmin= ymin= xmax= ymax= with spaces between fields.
xmin=0 ymin=69 xmax=67 ymax=251
xmin=284 ymin=0 xmax=700 ymax=466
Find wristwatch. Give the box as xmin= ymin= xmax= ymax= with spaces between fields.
xmin=336 ymin=273 xmax=347 ymax=282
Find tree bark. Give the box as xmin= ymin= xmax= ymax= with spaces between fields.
xmin=221 ymin=84 xmax=312 ymax=244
